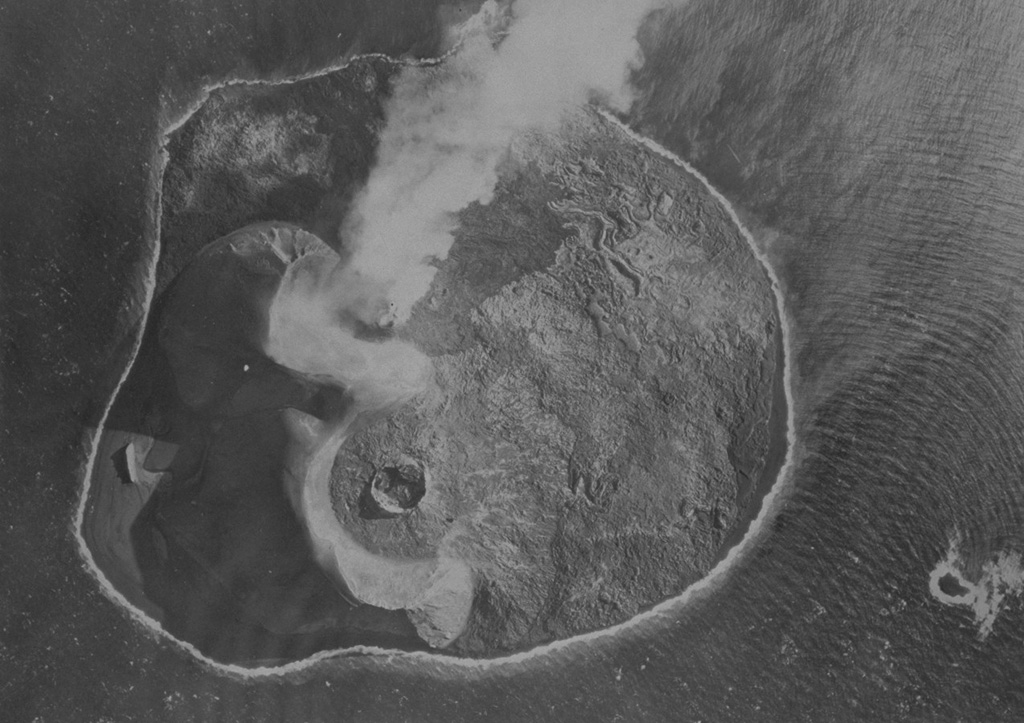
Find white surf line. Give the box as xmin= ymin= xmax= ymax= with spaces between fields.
xmin=72 ymin=63 xmax=800 ymax=680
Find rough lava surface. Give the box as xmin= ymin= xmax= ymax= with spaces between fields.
xmin=330 ymin=111 xmax=779 ymax=654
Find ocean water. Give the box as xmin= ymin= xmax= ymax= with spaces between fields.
xmin=9 ymin=0 xmax=1024 ymax=719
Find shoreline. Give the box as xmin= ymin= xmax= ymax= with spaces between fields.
xmin=72 ymin=66 xmax=799 ymax=679
xmin=715 ymin=307 xmax=789 ymax=564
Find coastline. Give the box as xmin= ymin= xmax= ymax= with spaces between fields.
xmin=715 ymin=307 xmax=789 ymax=563
xmin=72 ymin=69 xmax=799 ymax=680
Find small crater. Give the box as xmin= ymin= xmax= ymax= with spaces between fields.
xmin=938 ymin=573 xmax=970 ymax=598
xmin=361 ymin=462 xmax=427 ymax=518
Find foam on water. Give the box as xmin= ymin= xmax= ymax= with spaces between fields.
xmin=930 ymin=533 xmax=1024 ymax=638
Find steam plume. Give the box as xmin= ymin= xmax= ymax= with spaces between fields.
xmin=264 ymin=0 xmax=661 ymax=644
xmin=336 ymin=0 xmax=656 ymax=326
xmin=267 ymin=0 xmax=658 ymax=410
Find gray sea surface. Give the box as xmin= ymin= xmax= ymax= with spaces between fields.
xmin=4 ymin=0 xmax=1024 ymax=720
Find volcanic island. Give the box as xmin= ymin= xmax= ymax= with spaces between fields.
xmin=81 ymin=56 xmax=785 ymax=664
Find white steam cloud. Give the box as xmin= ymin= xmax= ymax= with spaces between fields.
xmin=335 ymin=0 xmax=656 ymax=325
xmin=266 ymin=249 xmax=433 ymax=407
xmin=267 ymin=0 xmax=659 ymax=412
xmin=265 ymin=0 xmax=661 ymax=644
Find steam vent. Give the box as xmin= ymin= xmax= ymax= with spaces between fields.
xmin=365 ymin=463 xmax=428 ymax=518
xmin=81 ymin=57 xmax=785 ymax=664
